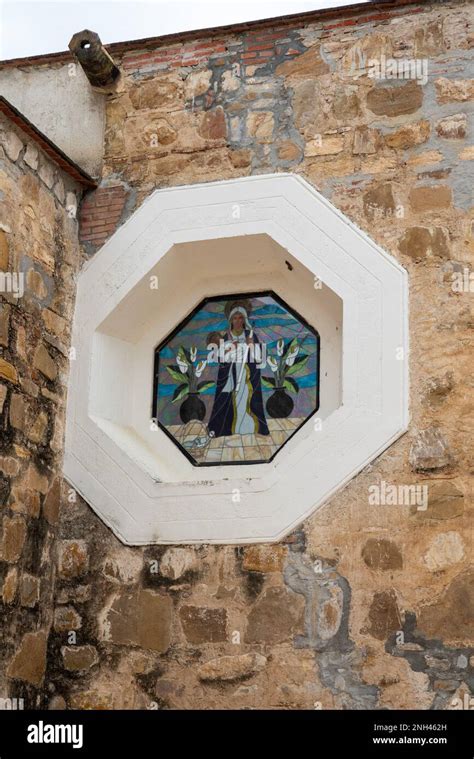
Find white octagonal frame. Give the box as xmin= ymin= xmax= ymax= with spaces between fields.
xmin=64 ymin=174 xmax=409 ymax=545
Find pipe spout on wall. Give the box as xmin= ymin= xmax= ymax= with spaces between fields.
xmin=69 ymin=29 xmax=120 ymax=88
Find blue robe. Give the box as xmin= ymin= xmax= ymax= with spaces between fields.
xmin=208 ymin=329 xmax=270 ymax=438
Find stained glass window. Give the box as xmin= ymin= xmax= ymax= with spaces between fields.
xmin=152 ymin=291 xmax=320 ymax=466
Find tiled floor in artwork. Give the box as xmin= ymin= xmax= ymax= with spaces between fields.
xmin=168 ymin=417 xmax=305 ymax=463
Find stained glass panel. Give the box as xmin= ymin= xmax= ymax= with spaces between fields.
xmin=152 ymin=291 xmax=320 ymax=465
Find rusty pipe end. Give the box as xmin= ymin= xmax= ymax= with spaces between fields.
xmin=69 ymin=29 xmax=120 ymax=88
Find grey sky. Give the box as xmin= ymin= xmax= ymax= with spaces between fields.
xmin=0 ymin=0 xmax=368 ymax=60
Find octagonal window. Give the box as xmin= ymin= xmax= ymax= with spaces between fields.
xmin=66 ymin=175 xmax=407 ymax=544
xmin=152 ymin=291 xmax=320 ymax=466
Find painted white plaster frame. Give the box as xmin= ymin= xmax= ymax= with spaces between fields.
xmin=64 ymin=174 xmax=409 ymax=545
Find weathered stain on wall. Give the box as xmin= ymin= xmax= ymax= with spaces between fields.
xmin=0 ymin=65 xmax=105 ymax=178
xmin=0 ymin=0 xmax=473 ymax=710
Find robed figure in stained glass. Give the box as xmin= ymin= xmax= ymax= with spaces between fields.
xmin=208 ymin=300 xmax=270 ymax=438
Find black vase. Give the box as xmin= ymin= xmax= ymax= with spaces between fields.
xmin=179 ymin=393 xmax=206 ymax=424
xmin=266 ymin=387 xmax=294 ymax=419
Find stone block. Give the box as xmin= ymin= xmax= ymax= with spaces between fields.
xmin=7 ymin=630 xmax=47 ymax=686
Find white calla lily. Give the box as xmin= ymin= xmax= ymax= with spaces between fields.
xmin=277 ymin=339 xmax=284 ymax=357
xmin=190 ymin=346 xmax=197 ymax=362
xmin=177 ymin=355 xmax=188 ymax=374
xmin=288 ymin=344 xmax=299 ymax=358
xmin=285 ymin=344 xmax=299 ymax=366
xmin=195 ymin=359 xmax=207 ymax=378
xmin=267 ymin=356 xmax=278 ymax=372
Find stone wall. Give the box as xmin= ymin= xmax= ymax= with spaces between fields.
xmin=0 ymin=113 xmax=83 ymax=706
xmin=2 ymin=0 xmax=474 ymax=710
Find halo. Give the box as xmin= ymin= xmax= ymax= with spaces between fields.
xmin=224 ymin=298 xmax=252 ymax=320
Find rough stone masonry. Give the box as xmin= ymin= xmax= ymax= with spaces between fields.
xmin=0 ymin=0 xmax=473 ymax=710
